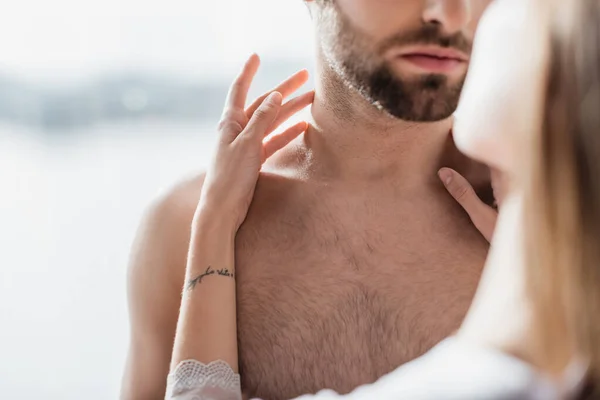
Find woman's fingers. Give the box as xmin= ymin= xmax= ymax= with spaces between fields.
xmin=219 ymin=55 xmax=261 ymax=143
xmin=238 ymin=92 xmax=283 ymax=143
xmin=266 ymin=90 xmax=315 ymax=136
xmin=263 ymin=121 xmax=308 ymax=160
xmin=439 ymin=167 xmax=498 ymax=243
xmin=225 ymin=54 xmax=261 ymax=111
xmin=220 ymin=59 xmax=311 ymax=147
xmin=245 ymin=69 xmax=310 ymax=118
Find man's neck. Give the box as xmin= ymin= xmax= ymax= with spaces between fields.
xmin=301 ymin=65 xmax=454 ymax=185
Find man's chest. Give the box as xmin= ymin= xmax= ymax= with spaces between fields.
xmin=233 ymin=192 xmax=488 ymax=399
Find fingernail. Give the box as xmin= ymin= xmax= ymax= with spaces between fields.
xmin=266 ymin=91 xmax=282 ymax=105
xmin=438 ymin=169 xmax=453 ymax=185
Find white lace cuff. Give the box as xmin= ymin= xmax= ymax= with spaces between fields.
xmin=166 ymin=359 xmax=242 ymax=400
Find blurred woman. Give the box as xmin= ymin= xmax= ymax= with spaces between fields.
xmin=164 ymin=0 xmax=599 ymax=398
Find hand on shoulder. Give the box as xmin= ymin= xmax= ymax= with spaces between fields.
xmin=198 ymin=54 xmax=314 ymax=231
xmin=438 ymin=167 xmax=501 ymax=242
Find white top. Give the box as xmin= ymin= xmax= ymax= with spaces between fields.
xmin=166 ymin=337 xmax=586 ymax=400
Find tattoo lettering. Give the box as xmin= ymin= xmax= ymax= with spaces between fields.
xmin=216 ymin=268 xmax=234 ymax=278
xmin=186 ymin=266 xmax=235 ymax=291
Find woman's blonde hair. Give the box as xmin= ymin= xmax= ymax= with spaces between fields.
xmin=524 ymin=0 xmax=600 ymax=391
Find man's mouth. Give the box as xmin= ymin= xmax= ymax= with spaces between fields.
xmin=393 ymin=46 xmax=469 ymax=74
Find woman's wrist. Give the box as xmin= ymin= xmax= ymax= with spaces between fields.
xmin=187 ymin=206 xmax=238 ymax=276
xmin=193 ymin=202 xmax=239 ymax=235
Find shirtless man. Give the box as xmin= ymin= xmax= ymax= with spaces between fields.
xmin=121 ymin=1 xmax=494 ymax=399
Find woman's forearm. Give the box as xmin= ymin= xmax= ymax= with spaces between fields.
xmin=166 ymin=55 xmax=312 ymax=398
xmin=170 ymin=210 xmax=239 ymax=372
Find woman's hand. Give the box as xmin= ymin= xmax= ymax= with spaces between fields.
xmin=198 ymin=54 xmax=314 ymax=230
xmin=438 ymin=167 xmax=500 ymax=242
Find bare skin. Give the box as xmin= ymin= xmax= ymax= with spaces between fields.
xmin=122 ymin=2 xmax=494 ymax=399
xmin=122 ymin=83 xmax=490 ymax=400
xmin=233 ymin=79 xmax=490 ymax=398
xmin=235 ymin=157 xmax=489 ymax=399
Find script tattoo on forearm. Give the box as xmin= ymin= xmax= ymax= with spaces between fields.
xmin=186 ymin=266 xmax=235 ymax=291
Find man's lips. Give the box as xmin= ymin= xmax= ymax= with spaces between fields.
xmin=392 ymin=47 xmax=469 ymax=73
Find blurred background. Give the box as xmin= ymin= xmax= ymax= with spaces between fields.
xmin=0 ymin=1 xmax=314 ymax=398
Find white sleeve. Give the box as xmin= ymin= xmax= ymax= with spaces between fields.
xmin=165 ymin=360 xmax=242 ymax=400
xmin=293 ymin=338 xmax=562 ymax=400
xmin=164 ymin=339 xmax=568 ymax=400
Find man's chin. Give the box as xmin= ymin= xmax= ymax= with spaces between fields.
xmin=380 ymin=99 xmax=457 ymax=122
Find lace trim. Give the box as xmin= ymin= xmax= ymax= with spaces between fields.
xmin=166 ymin=359 xmax=242 ymax=400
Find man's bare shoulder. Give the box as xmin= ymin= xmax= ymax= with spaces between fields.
xmin=137 ymin=146 xmax=310 ymax=259
xmin=146 ymin=172 xmax=206 ymax=229
xmin=130 ymin=172 xmax=206 ymax=280
xmin=153 ymin=173 xmax=205 ymax=219
xmin=140 ymin=158 xmax=305 ymax=241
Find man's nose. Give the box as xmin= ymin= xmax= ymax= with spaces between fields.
xmin=422 ymin=0 xmax=471 ymax=35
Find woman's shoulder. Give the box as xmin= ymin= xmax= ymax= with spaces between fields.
xmin=300 ymin=338 xmax=566 ymax=400
xmin=377 ymin=337 xmax=573 ymax=400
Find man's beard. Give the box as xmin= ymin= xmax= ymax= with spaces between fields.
xmin=342 ymin=58 xmax=466 ymax=122
xmin=319 ymin=3 xmax=471 ymax=122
